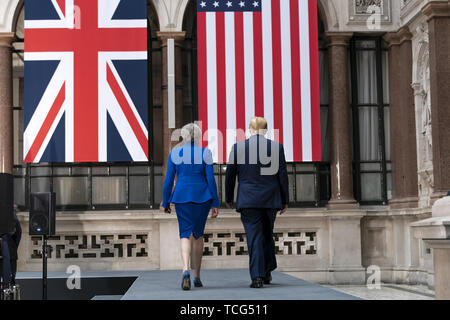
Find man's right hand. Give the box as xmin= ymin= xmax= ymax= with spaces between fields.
xmin=280 ymin=205 xmax=288 ymax=215
xmin=226 ymin=202 xmax=233 ymax=209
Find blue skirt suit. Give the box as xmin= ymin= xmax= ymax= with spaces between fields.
xmin=162 ymin=143 xmax=220 ymax=239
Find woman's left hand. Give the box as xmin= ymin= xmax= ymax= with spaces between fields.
xmin=210 ymin=207 xmax=219 ymax=219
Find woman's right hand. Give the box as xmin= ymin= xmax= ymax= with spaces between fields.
xmin=210 ymin=207 xmax=219 ymax=219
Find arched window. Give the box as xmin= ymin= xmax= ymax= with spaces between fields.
xmin=181 ymin=1 xmax=331 ymax=207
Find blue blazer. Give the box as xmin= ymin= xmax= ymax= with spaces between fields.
xmin=162 ymin=143 xmax=220 ymax=208
xmin=225 ymin=135 xmax=289 ymax=211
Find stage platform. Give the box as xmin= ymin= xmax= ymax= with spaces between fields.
xmin=16 ymin=270 xmax=360 ymax=300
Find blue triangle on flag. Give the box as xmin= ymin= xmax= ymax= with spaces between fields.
xmin=40 ymin=113 xmax=65 ymax=163
xmin=25 ymin=0 xmax=61 ymax=20
xmin=111 ymin=0 xmax=146 ymax=20
xmin=24 ymin=60 xmax=60 ymax=128
xmin=111 ymin=59 xmax=148 ymax=128
xmin=107 ymin=112 xmax=133 ymax=162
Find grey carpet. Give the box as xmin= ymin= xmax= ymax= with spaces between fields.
xmin=121 ymin=269 xmax=360 ymax=300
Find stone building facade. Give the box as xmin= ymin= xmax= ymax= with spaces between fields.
xmin=0 ymin=0 xmax=449 ymax=287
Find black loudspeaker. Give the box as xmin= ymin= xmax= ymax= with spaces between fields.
xmin=0 ymin=173 xmax=14 ymax=235
xmin=29 ymin=193 xmax=56 ymax=236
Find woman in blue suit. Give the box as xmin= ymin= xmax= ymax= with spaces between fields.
xmin=162 ymin=123 xmax=220 ymax=290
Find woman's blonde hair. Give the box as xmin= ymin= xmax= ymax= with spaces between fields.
xmin=181 ymin=123 xmax=202 ymax=145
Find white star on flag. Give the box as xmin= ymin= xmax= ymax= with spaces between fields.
xmin=239 ymin=1 xmax=245 ymax=7
xmin=213 ymin=1 xmax=219 ymax=7
xmin=226 ymin=1 xmax=233 ymax=7
xmin=253 ymin=1 xmax=259 ymax=7
xmin=200 ymin=1 xmax=206 ymax=8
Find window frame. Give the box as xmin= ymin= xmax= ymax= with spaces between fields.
xmin=350 ymin=36 xmax=391 ymax=205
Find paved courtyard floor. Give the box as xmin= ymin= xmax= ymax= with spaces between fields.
xmin=17 ymin=270 xmax=435 ymax=300
xmin=285 ymin=272 xmax=435 ymax=300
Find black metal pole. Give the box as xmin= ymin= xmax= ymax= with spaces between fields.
xmin=42 ymin=235 xmax=47 ymax=300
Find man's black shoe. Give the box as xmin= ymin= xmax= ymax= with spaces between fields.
xmin=264 ymin=273 xmax=272 ymax=285
xmin=250 ymin=278 xmax=264 ymax=288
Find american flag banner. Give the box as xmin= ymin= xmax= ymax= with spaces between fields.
xmin=197 ymin=0 xmax=321 ymax=163
xmin=24 ymin=0 xmax=148 ymax=163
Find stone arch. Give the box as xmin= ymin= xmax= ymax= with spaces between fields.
xmin=11 ymin=0 xmax=23 ymax=36
xmin=148 ymin=0 xmax=160 ymax=38
xmin=0 ymin=0 xmax=20 ymax=32
xmin=150 ymin=0 xmax=189 ymax=32
xmin=182 ymin=0 xmax=195 ymax=39
xmin=318 ymin=0 xmax=339 ymax=32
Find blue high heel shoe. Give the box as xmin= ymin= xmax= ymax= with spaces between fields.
xmin=193 ymin=277 xmax=203 ymax=288
xmin=181 ymin=271 xmax=191 ymax=290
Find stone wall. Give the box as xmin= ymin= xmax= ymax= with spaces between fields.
xmin=17 ymin=208 xmax=433 ymax=286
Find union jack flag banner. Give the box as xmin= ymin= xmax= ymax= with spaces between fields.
xmin=198 ymin=0 xmax=321 ymax=163
xmin=24 ymin=0 xmax=148 ymax=163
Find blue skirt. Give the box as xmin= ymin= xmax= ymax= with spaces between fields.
xmin=175 ymin=201 xmax=212 ymax=239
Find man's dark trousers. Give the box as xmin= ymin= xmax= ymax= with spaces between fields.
xmin=240 ymin=208 xmax=277 ymax=280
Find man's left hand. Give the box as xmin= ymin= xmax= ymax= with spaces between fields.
xmin=280 ymin=205 xmax=288 ymax=215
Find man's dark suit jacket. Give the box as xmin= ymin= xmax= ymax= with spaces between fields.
xmin=225 ymin=134 xmax=289 ymax=212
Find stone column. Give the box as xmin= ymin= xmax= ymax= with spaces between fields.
xmin=325 ymin=33 xmax=359 ymax=210
xmin=384 ymin=27 xmax=419 ymax=209
xmin=157 ymin=32 xmax=185 ymax=206
xmin=422 ymin=1 xmax=450 ymax=201
xmin=0 ymin=33 xmax=14 ymax=175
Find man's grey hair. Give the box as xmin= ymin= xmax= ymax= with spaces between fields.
xmin=181 ymin=123 xmax=202 ymax=145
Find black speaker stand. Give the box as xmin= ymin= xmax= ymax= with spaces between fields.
xmin=42 ymin=235 xmax=48 ymax=300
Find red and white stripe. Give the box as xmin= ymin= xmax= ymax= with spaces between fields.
xmin=198 ymin=0 xmax=321 ymax=163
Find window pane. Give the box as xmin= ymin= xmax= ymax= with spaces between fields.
xmin=13 ymin=108 xmax=24 ymax=166
xmin=384 ymin=107 xmax=391 ymax=161
xmin=14 ymin=177 xmax=25 ymax=206
xmin=154 ymin=174 xmax=163 ymax=206
xmin=356 ymin=40 xmax=376 ymax=49
xmin=53 ymin=167 xmax=70 ymax=176
xmin=288 ymin=173 xmax=295 ymax=203
xmin=153 ymin=108 xmax=163 ymax=164
xmin=72 ymin=167 xmax=88 ymax=175
xmin=356 ymin=50 xmax=378 ymax=104
xmin=130 ymin=166 xmax=149 ymax=175
xmin=110 ymin=167 xmax=126 ymax=175
xmin=92 ymin=177 xmax=126 ymax=205
xmin=31 ymin=166 xmax=51 ymax=177
xmin=152 ymin=49 xmax=162 ymax=107
xmin=359 ymin=107 xmax=380 ymax=161
xmin=382 ymin=51 xmax=390 ymax=104
xmin=13 ymin=166 xmax=26 ymax=176
xmin=54 ymin=177 xmax=89 ymax=206
xmin=360 ymin=163 xmax=381 ymax=171
xmin=31 ymin=177 xmax=51 ymax=193
xmin=129 ymin=176 xmax=150 ymax=205
xmin=387 ymin=172 xmax=392 ymax=201
xmin=296 ymin=174 xmax=316 ymax=202
xmin=92 ymin=167 xmax=108 ymax=175
xmin=321 ymin=107 xmax=330 ymax=162
xmin=296 ymin=164 xmax=316 ymax=172
xmin=361 ymin=173 xmax=382 ymax=201
xmin=319 ymin=49 xmax=329 ymax=105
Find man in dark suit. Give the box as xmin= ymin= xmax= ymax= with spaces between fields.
xmin=225 ymin=117 xmax=289 ymax=288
